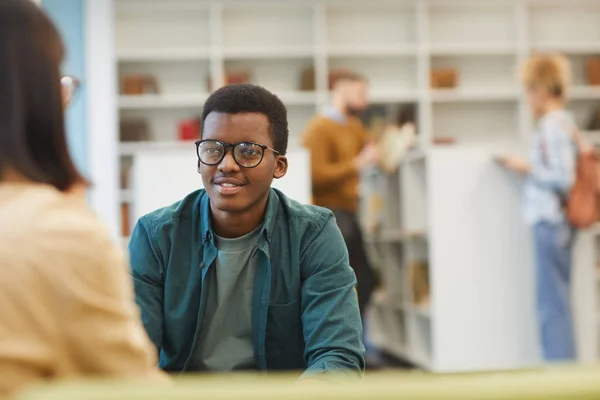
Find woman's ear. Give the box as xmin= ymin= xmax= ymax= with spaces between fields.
xmin=197 ymin=159 xmax=202 ymax=174
xmin=273 ymin=156 xmax=288 ymax=180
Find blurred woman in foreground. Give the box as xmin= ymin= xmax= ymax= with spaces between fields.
xmin=0 ymin=0 xmax=163 ymax=394
xmin=498 ymin=54 xmax=577 ymax=362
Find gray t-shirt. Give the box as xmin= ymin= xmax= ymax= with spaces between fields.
xmin=195 ymin=226 xmax=261 ymax=371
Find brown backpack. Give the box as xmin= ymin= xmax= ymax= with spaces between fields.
xmin=562 ymin=130 xmax=600 ymax=229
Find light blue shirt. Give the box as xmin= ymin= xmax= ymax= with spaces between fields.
xmin=523 ymin=110 xmax=577 ymax=226
xmin=322 ymin=105 xmax=347 ymax=124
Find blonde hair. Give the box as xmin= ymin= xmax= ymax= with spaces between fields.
xmin=520 ymin=53 xmax=572 ymax=99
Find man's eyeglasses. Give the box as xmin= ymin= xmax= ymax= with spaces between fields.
xmin=61 ymin=75 xmax=81 ymax=107
xmin=195 ymin=140 xmax=280 ymax=168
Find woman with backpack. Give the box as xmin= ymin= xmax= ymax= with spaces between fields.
xmin=497 ymin=54 xmax=579 ymax=362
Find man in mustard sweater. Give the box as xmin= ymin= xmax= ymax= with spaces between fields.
xmin=303 ymin=72 xmax=380 ymax=318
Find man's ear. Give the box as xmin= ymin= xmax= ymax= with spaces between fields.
xmin=197 ymin=159 xmax=202 ymax=174
xmin=273 ymin=156 xmax=288 ymax=180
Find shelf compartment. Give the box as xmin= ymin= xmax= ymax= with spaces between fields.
xmin=119 ymin=94 xmax=209 ymax=110
xmin=117 ymin=48 xmax=210 ymax=62
xmin=586 ymin=131 xmax=600 ymax=146
xmin=222 ymin=46 xmax=314 ymax=60
xmin=571 ymin=86 xmax=600 ymax=101
xmin=429 ymin=43 xmax=516 ymax=56
xmin=223 ymin=58 xmax=315 ymax=95
xmin=405 ymin=148 xmax=426 ymax=164
xmin=378 ymin=170 xmax=402 ymax=231
xmin=381 ymin=243 xmax=405 ymax=298
xmin=327 ymin=44 xmax=416 ymax=58
xmin=432 ymin=102 xmax=519 ymax=145
xmin=275 ymin=92 xmax=318 ymax=106
xmin=530 ymin=3 xmax=600 ymax=46
xmin=119 ymin=141 xmax=195 ymax=156
xmin=404 ymin=300 xmax=431 ymax=319
xmin=328 ymin=56 xmax=417 ymax=94
xmin=326 ymin=5 xmax=416 ymax=49
xmin=430 ymin=55 xmax=519 ymax=96
xmin=364 ymin=239 xmax=387 ymax=271
xmin=120 ymin=189 xmax=133 ymax=204
xmin=368 ymin=297 xmax=409 ymax=362
xmin=120 ymin=108 xmax=203 ymax=142
xmin=365 ymin=230 xmax=429 ymax=244
xmin=119 ymin=60 xmax=210 ymax=97
xmin=115 ymin=1 xmax=210 ymax=55
xmin=430 ymin=88 xmax=520 ymax=103
xmin=401 ymin=155 xmax=428 ymax=234
xmin=222 ymin=5 xmax=313 ymax=50
xmin=407 ymin=316 xmax=433 ymax=369
xmin=368 ymin=90 xmax=419 ymax=104
xmin=531 ymin=42 xmax=600 ymax=55
xmin=570 ymin=99 xmax=600 ymax=130
xmin=428 ymin=3 xmax=515 ymax=48
xmin=286 ymin=105 xmax=317 ymax=144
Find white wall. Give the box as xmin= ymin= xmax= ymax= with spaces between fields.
xmin=85 ymin=0 xmax=120 ymax=238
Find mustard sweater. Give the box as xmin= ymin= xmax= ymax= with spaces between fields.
xmin=302 ymin=115 xmax=368 ymax=213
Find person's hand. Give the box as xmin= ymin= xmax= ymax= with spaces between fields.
xmin=496 ymin=155 xmax=530 ymax=174
xmin=355 ymin=143 xmax=381 ymax=170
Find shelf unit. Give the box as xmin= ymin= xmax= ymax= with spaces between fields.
xmin=109 ymin=0 xmax=600 ymax=370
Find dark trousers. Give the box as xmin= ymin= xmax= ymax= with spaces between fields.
xmin=331 ymin=209 xmax=376 ymax=318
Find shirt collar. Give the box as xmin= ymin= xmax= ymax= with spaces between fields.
xmin=322 ymin=105 xmax=347 ymax=124
xmin=200 ymin=188 xmax=280 ymax=246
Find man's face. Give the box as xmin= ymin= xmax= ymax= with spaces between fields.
xmin=343 ymin=80 xmax=368 ymax=115
xmin=199 ymin=111 xmax=287 ymax=214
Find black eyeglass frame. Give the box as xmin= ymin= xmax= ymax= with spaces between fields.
xmin=195 ymin=139 xmax=281 ymax=169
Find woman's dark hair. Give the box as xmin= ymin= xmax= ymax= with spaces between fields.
xmin=201 ymin=84 xmax=289 ymax=155
xmin=0 ymin=0 xmax=86 ymax=191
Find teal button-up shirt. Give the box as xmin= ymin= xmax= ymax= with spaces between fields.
xmin=128 ymin=188 xmax=365 ymax=377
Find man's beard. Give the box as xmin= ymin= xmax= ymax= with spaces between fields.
xmin=346 ymin=106 xmax=365 ymax=117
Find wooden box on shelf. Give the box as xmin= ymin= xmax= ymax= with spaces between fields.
xmin=433 ymin=137 xmax=456 ymax=146
xmin=300 ymin=68 xmax=316 ymax=91
xmin=587 ymin=58 xmax=600 ymax=86
xmin=121 ymin=203 xmax=130 ymax=238
xmin=410 ymin=260 xmax=430 ymax=307
xmin=120 ymin=120 xmax=150 ymax=142
xmin=430 ymin=68 xmax=458 ymax=89
xmin=121 ymin=75 xmax=160 ymax=95
xmin=120 ymin=166 xmax=131 ymax=189
xmin=208 ymin=71 xmax=251 ymax=92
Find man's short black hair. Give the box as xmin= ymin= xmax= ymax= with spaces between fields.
xmin=201 ymin=84 xmax=289 ymax=155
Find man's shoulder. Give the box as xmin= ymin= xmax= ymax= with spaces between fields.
xmin=304 ymin=115 xmax=337 ymax=135
xmin=540 ymin=111 xmax=576 ymax=139
xmin=273 ymin=189 xmax=334 ymax=237
xmin=138 ymin=189 xmax=205 ymax=234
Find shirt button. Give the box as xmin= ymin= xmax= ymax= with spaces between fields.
xmin=199 ymin=262 xmax=205 ymax=268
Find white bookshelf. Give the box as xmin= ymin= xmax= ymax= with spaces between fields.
xmin=108 ymin=0 xmax=600 ymax=370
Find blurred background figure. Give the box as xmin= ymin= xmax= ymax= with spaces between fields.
xmin=497 ymin=54 xmax=577 ymax=362
xmin=302 ymin=72 xmax=380 ymax=319
xmin=0 ymin=0 xmax=163 ymax=395
xmin=379 ymin=106 xmax=417 ymax=175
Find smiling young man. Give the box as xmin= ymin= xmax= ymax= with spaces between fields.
xmin=128 ymin=84 xmax=365 ymax=378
